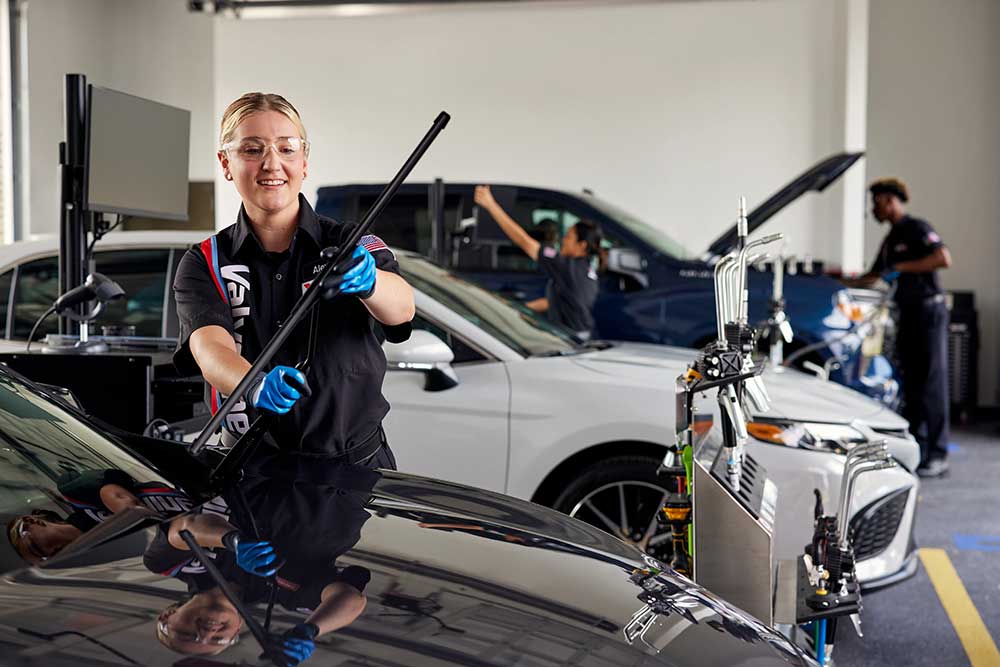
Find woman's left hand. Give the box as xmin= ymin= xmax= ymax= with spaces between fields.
xmin=326 ymin=246 xmax=376 ymax=299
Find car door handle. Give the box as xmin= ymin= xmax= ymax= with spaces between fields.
xmin=498 ymin=288 xmax=527 ymax=300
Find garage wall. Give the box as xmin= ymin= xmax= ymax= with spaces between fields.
xmin=25 ymin=0 xmax=112 ymax=237
xmin=214 ymin=0 xmax=860 ymax=262
xmin=866 ymin=0 xmax=1000 ymax=406
xmin=24 ymin=0 xmax=215 ymax=237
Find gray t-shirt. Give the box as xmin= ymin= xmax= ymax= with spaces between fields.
xmin=537 ymin=246 xmax=599 ymax=334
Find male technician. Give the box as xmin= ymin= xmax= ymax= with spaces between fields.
xmin=850 ymin=178 xmax=952 ymax=478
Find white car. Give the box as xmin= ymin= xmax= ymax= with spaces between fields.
xmin=0 ymin=232 xmax=919 ymax=589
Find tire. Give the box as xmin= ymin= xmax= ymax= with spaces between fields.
xmin=552 ymin=455 xmax=674 ymax=560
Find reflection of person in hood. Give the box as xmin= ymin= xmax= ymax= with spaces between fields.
xmin=8 ymin=469 xmax=191 ymax=564
xmin=147 ymin=461 xmax=378 ymax=665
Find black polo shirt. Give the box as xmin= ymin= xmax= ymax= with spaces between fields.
xmin=870 ymin=214 xmax=945 ymax=307
xmin=537 ymin=246 xmax=598 ymax=334
xmin=58 ymin=469 xmax=193 ymax=529
xmin=173 ymin=195 xmax=404 ymax=456
xmin=143 ymin=464 xmax=376 ymax=611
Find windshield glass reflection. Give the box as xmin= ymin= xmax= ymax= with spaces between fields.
xmin=0 ymin=374 xmax=193 ymax=567
xmin=397 ymin=254 xmax=579 ymax=357
xmin=582 ymin=194 xmax=690 ymax=259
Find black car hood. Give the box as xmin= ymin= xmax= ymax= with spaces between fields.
xmin=0 ymin=468 xmax=812 ymax=666
xmin=702 ymin=152 xmax=864 ymax=260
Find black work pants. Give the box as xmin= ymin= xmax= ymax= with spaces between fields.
xmin=896 ymin=299 xmax=950 ymax=464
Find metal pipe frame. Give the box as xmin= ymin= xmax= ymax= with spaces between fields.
xmin=836 ymin=443 xmax=890 ymax=511
xmin=737 ymin=233 xmax=784 ymax=323
xmin=835 ymin=442 xmax=890 ymax=531
xmin=714 ymin=253 xmax=737 ymax=345
xmin=723 ymin=258 xmax=741 ymax=323
xmin=838 ymin=459 xmax=896 ymax=550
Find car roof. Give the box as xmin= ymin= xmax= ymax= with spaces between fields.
xmin=0 ymin=230 xmax=208 ymax=272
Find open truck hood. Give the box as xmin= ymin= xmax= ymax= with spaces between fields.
xmin=702 ymin=152 xmax=864 ymax=260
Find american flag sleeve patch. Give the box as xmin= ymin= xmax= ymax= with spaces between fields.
xmin=359 ymin=234 xmax=394 ymax=257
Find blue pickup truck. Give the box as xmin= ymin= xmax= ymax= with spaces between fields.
xmin=316 ymin=152 xmax=898 ymax=405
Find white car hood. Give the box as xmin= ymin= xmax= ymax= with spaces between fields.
xmin=572 ymin=342 xmax=909 ymax=431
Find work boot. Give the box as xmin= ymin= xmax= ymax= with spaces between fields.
xmin=916 ymin=458 xmax=949 ymax=478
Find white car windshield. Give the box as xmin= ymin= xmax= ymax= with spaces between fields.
xmin=397 ymin=254 xmax=579 ymax=357
xmin=582 ymin=194 xmax=690 ymax=259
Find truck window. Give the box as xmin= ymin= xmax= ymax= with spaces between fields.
xmin=358 ymin=194 xmax=433 ymax=255
xmin=93 ymin=249 xmax=170 ymax=338
xmin=460 ymin=195 xmax=581 ymax=273
xmin=12 ymin=256 xmax=59 ymax=340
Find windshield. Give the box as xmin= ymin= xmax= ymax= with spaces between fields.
xmin=582 ymin=195 xmax=689 ymax=259
xmin=0 ymin=371 xmax=191 ymax=572
xmin=397 ymin=255 xmax=579 ymax=357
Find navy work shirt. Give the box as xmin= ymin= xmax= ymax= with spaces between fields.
xmin=536 ymin=245 xmax=599 ymax=334
xmin=870 ymin=215 xmax=946 ymax=307
xmin=172 ymin=195 xmax=404 ymax=456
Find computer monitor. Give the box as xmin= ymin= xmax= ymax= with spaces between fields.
xmin=86 ymin=85 xmax=190 ymax=221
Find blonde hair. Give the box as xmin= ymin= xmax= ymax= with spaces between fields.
xmin=219 ymin=92 xmax=308 ymax=150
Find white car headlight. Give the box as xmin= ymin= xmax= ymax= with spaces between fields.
xmin=747 ymin=420 xmax=868 ymax=454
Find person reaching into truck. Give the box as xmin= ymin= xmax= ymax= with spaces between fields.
xmin=474 ymin=185 xmax=602 ymax=340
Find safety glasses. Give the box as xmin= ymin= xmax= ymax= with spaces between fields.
xmin=157 ymin=620 xmax=241 ymax=647
xmin=221 ymin=136 xmax=309 ymax=163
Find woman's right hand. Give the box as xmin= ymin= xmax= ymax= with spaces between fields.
xmin=474 ymin=185 xmax=496 ymax=209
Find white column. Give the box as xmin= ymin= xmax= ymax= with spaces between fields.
xmin=839 ymin=0 xmax=869 ymax=274
xmin=0 ymin=0 xmax=13 ymax=244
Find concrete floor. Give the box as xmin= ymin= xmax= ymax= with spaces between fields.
xmin=835 ymin=422 xmax=1000 ymax=666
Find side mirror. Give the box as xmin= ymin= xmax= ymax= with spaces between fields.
xmin=606 ymin=247 xmax=649 ymax=289
xmin=384 ymin=330 xmax=459 ymax=391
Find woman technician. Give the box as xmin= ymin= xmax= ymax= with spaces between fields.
xmin=473 ymin=185 xmax=602 ymax=339
xmin=172 ymin=93 xmax=414 ymax=469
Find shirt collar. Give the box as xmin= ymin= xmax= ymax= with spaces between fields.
xmin=232 ymin=194 xmax=323 ymax=257
xmin=296 ymin=195 xmax=323 ymax=248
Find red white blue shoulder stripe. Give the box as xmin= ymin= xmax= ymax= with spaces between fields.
xmin=198 ymin=235 xmax=229 ymax=304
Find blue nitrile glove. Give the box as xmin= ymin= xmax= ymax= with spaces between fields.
xmin=222 ymin=530 xmax=279 ymax=577
xmin=881 ymin=269 xmax=900 ymax=283
xmin=247 ymin=366 xmax=311 ymax=414
xmin=265 ymin=623 xmax=318 ymax=666
xmin=322 ymin=246 xmax=376 ymax=300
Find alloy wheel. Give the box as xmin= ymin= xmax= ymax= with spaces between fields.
xmin=568 ymin=480 xmax=674 ymax=560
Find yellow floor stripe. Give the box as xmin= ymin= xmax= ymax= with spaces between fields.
xmin=920 ymin=548 xmax=1000 ymax=667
